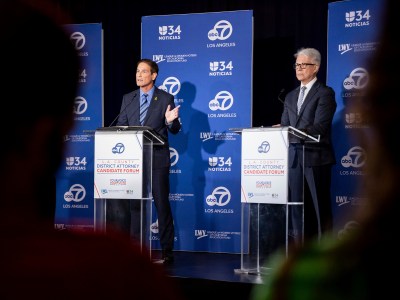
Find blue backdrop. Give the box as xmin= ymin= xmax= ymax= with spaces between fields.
xmin=54 ymin=0 xmax=387 ymax=252
xmin=142 ymin=10 xmax=253 ymax=253
xmin=328 ymin=0 xmax=384 ymax=236
xmin=55 ymin=23 xmax=103 ymax=231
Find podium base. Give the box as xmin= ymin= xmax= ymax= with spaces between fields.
xmin=234 ymin=267 xmax=272 ymax=276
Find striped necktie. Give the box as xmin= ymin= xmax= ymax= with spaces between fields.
xmin=297 ymin=86 xmax=307 ymax=114
xmin=140 ymin=93 xmax=149 ymax=125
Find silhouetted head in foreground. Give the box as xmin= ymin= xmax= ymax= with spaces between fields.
xmin=0 ymin=0 xmax=80 ymax=222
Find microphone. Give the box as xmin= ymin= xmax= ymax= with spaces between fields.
xmin=277 ymin=88 xmax=285 ymax=104
xmin=108 ymin=94 xmax=136 ymax=127
xmin=271 ymin=88 xmax=286 ymax=128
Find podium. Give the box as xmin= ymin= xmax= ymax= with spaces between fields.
xmin=231 ymin=126 xmax=319 ymax=275
xmin=93 ymin=126 xmax=165 ymax=255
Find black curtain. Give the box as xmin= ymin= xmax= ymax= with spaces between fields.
xmin=53 ymin=0 xmax=334 ymax=127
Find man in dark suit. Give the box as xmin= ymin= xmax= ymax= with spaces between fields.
xmin=276 ymin=48 xmax=337 ymax=243
xmin=116 ymin=58 xmax=181 ymax=263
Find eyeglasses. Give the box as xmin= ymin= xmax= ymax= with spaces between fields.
xmin=293 ymin=63 xmax=315 ymax=69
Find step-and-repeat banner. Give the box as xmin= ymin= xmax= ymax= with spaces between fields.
xmin=141 ymin=11 xmax=253 ymax=253
xmin=328 ymin=0 xmax=384 ymax=236
xmin=55 ymin=23 xmax=103 ymax=231
xmin=53 ymin=1 xmax=387 ymax=251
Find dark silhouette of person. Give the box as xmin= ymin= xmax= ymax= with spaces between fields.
xmin=250 ymin=1 xmax=397 ymax=299
xmin=0 ymin=1 xmax=184 ymax=299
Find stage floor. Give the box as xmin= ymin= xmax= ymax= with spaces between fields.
xmin=152 ymin=250 xmax=267 ymax=300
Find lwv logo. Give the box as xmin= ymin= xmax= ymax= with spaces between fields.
xmin=152 ymin=55 xmax=165 ymax=63
xmin=336 ymin=196 xmax=350 ymax=206
xmin=338 ymin=44 xmax=352 ymax=54
xmin=195 ymin=230 xmax=208 ymax=239
xmin=200 ymin=132 xmax=213 ymax=142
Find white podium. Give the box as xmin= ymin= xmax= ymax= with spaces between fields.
xmin=232 ymin=126 xmax=319 ymax=275
xmin=93 ymin=126 xmax=165 ymax=254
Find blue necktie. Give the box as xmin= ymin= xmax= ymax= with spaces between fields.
xmin=297 ymin=86 xmax=307 ymax=114
xmin=140 ymin=93 xmax=149 ymax=125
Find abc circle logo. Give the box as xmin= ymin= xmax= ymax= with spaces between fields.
xmin=206 ymin=186 xmax=231 ymax=207
xmin=169 ymin=147 xmax=179 ymax=167
xmin=64 ymin=184 xmax=86 ymax=203
xmin=208 ymin=20 xmax=233 ymax=41
xmin=343 ymin=68 xmax=369 ymax=90
xmin=112 ymin=143 xmax=125 ymax=154
xmin=258 ymin=141 xmax=270 ymax=153
xmin=74 ymin=96 xmax=88 ymax=115
xmin=341 ymin=146 xmax=366 ymax=168
xmin=159 ymin=77 xmax=181 ymax=96
xmin=70 ymin=32 xmax=85 ymax=50
xmin=209 ymin=91 xmax=234 ymax=111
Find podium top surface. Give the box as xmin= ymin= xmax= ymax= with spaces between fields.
xmin=96 ymin=126 xmax=165 ymax=145
xmin=229 ymin=126 xmax=319 ymax=142
xmin=229 ymin=126 xmax=284 ymax=133
xmin=97 ymin=125 xmax=153 ymax=132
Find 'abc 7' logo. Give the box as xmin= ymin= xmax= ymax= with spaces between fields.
xmin=159 ymin=77 xmax=181 ymax=96
xmin=209 ymin=91 xmax=234 ymax=111
xmin=258 ymin=141 xmax=270 ymax=153
xmin=64 ymin=184 xmax=86 ymax=203
xmin=341 ymin=146 xmax=366 ymax=168
xmin=206 ymin=186 xmax=231 ymax=207
xmin=208 ymin=20 xmax=233 ymax=41
xmin=343 ymin=67 xmax=369 ymax=90
xmin=74 ymin=96 xmax=88 ymax=115
xmin=169 ymin=147 xmax=179 ymax=167
xmin=70 ymin=32 xmax=85 ymax=50
xmin=112 ymin=143 xmax=125 ymax=154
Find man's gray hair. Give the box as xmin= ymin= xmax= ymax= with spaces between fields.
xmin=295 ymin=47 xmax=321 ymax=66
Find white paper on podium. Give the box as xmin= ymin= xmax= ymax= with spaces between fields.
xmin=94 ymin=131 xmax=144 ymax=199
xmin=240 ymin=127 xmax=289 ymax=204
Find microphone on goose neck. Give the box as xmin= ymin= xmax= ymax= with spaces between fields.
xmin=108 ymin=93 xmax=136 ymax=127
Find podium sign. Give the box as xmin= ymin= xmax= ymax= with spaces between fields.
xmin=233 ymin=126 xmax=318 ymax=275
xmin=240 ymin=127 xmax=289 ymax=204
xmin=94 ymin=130 xmax=146 ymax=200
xmin=93 ymin=126 xmax=164 ymax=254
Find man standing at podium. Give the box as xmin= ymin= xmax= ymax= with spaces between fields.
xmin=275 ymin=48 xmax=336 ymax=243
xmin=116 ymin=58 xmax=181 ymax=263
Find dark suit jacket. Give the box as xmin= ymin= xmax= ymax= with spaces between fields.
xmin=281 ymin=80 xmax=337 ymax=167
xmin=116 ymin=87 xmax=181 ymax=168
